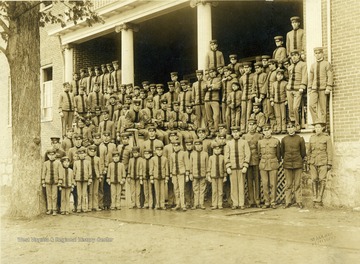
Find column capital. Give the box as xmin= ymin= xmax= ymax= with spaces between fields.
xmin=115 ymin=23 xmax=139 ymax=33
xmin=190 ymin=0 xmax=218 ymax=8
xmin=62 ymin=44 xmax=75 ymax=50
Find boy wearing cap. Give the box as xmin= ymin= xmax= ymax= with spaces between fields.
xmin=42 ymin=149 xmax=62 ymax=215
xmin=222 ymin=66 xmax=237 ymax=125
xmin=189 ymin=139 xmax=209 ymax=210
xmin=107 ymin=151 xmax=126 ymax=210
xmin=250 ymin=103 xmax=266 ymax=133
xmin=141 ymin=126 xmax=163 ymax=156
xmin=286 ymin=16 xmax=305 ymax=56
xmin=273 ymin=36 xmax=287 ymax=63
xmin=270 ymin=69 xmax=288 ymax=134
xmin=106 ymin=95 xmax=118 ymax=122
xmin=86 ymin=67 xmax=95 ymax=95
xmin=262 ymin=59 xmax=278 ymax=127
xmin=99 ymin=110 xmax=116 ymax=141
xmin=164 ymin=82 xmax=179 ymax=111
xmin=261 ymin=55 xmax=271 ymax=74
xmin=155 ymin=99 xmax=171 ymax=142
xmin=178 ymin=80 xmax=193 ymax=114
xmin=140 ymin=96 xmax=157 ymax=129
xmin=61 ymin=128 xmax=74 ymax=156
xmin=224 ymin=126 xmax=251 ymax=210
xmin=111 ymin=60 xmax=121 ymax=92
xmin=184 ymin=139 xmax=194 ymax=207
xmin=242 ymin=119 xmax=263 ymax=208
xmin=154 ymin=84 xmax=165 ymax=111
xmin=228 ymin=54 xmax=241 ymax=77
xmin=127 ymin=146 xmax=143 ymax=209
xmin=79 ymin=69 xmax=88 ymax=92
xmin=71 ymin=72 xmax=79 ymax=96
xmin=105 ymin=63 xmax=113 ymax=92
xmin=192 ymin=70 xmax=207 ymax=128
xmin=92 ymin=66 xmax=102 ymax=90
xmin=258 ymin=125 xmax=281 ymax=209
xmin=239 ymin=62 xmax=254 ymax=134
xmin=87 ymin=82 xmax=105 ymax=111
xmin=58 ymin=82 xmax=75 ymax=137
xmin=91 ymin=106 xmax=103 ymax=129
xmin=205 ymin=67 xmax=222 ymax=135
xmin=170 ymin=140 xmax=190 ymax=211
xmin=307 ymin=122 xmax=333 ymax=207
xmin=287 ymin=49 xmax=308 ymax=131
xmin=207 ymin=142 xmax=226 ymax=209
xmin=73 ymin=148 xmax=92 ymax=212
xmin=149 ymin=144 xmax=169 ymax=210
xmin=59 ymin=156 xmax=74 ymax=215
xmin=74 ymin=85 xmax=88 ymax=118
xmin=308 ymin=47 xmax=334 ymax=124
xmin=226 ymin=81 xmax=242 ymax=128
xmin=117 ymin=132 xmax=132 ymax=172
xmin=281 ymin=122 xmax=306 ymax=209
xmin=252 ymin=62 xmax=267 ymax=104
xmin=74 ymin=117 xmax=87 ymax=139
xmin=180 ymin=104 xmax=198 ymax=141
xmin=206 ymin=39 xmax=225 ymax=69
xmin=99 ymin=64 xmax=108 ymax=94
xmin=170 ymin=72 xmax=181 ymax=94
xmin=142 ymin=149 xmax=154 ymax=209
xmin=86 ymin=145 xmax=101 ymax=211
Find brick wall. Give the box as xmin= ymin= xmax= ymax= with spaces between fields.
xmin=331 ymin=0 xmax=360 ymax=143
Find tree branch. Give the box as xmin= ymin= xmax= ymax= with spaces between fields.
xmin=0 ymin=17 xmax=9 ymax=34
xmin=0 ymin=45 xmax=7 ymax=57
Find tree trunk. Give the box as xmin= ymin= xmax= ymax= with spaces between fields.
xmin=7 ymin=2 xmax=43 ymax=217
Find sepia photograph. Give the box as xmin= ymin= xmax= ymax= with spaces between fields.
xmin=1 ymin=0 xmax=360 ymax=263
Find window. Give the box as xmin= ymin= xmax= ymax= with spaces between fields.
xmin=41 ymin=66 xmax=53 ymax=122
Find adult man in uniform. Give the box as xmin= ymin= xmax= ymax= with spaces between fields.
xmin=307 ymin=122 xmax=333 ymax=207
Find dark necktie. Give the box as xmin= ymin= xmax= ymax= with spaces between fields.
xmin=65 ymin=168 xmax=69 ymax=187
xmin=119 ymin=145 xmax=126 ymax=162
xmin=103 ymin=120 xmax=107 ymax=132
xmin=146 ymin=159 xmax=150 ymax=179
xmin=91 ymin=157 xmax=95 ymax=179
xmin=110 ymin=105 xmax=115 ymax=120
xmin=213 ymin=50 xmax=217 ymax=68
xmin=134 ymin=111 xmax=139 ymax=123
xmin=133 ymin=158 xmax=137 ymax=178
xmin=114 ymin=162 xmax=118 ymax=183
xmin=158 ymin=157 xmax=162 ymax=179
xmin=96 ymin=144 xmax=100 ymax=157
xmin=256 ymin=75 xmax=260 ymax=98
xmin=197 ymin=151 xmax=201 ymax=176
xmin=163 ymin=110 xmax=167 ymax=122
xmin=234 ymin=139 xmax=239 ymax=170
xmin=316 ymin=61 xmax=320 ymax=89
xmin=245 ymin=75 xmax=249 ymax=99
xmin=80 ymin=159 xmax=84 ymax=181
xmin=277 ymin=81 xmax=281 ymax=102
xmin=50 ymin=160 xmax=54 ymax=184
xmin=65 ymin=91 xmax=73 ymax=111
xmin=182 ymin=92 xmax=186 ymax=112
xmin=150 ymin=108 xmax=153 ymax=119
xmin=293 ymin=29 xmax=298 ymax=50
xmin=175 ymin=152 xmax=179 ymax=175
xmin=215 ymin=155 xmax=220 ymax=177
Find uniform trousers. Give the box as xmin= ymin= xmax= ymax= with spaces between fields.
xmin=61 ymin=110 xmax=74 ymax=137
xmin=309 ymin=165 xmax=328 ymax=183
xmin=273 ymin=102 xmax=287 ymax=132
xmin=61 ymin=187 xmax=71 ymax=213
xmin=205 ymin=101 xmax=220 ymax=132
xmin=246 ymin=165 xmax=260 ymax=206
xmin=129 ymin=179 xmax=141 ymax=207
xmin=262 ymin=98 xmax=275 ymax=125
xmin=229 ymin=107 xmax=241 ymax=127
xmin=230 ymin=169 xmax=245 ymax=207
xmin=46 ymin=184 xmax=58 ymax=211
xmin=284 ymin=168 xmax=302 ymax=204
xmin=142 ymin=179 xmax=153 ymax=208
xmin=286 ymin=90 xmax=302 ymax=126
xmin=110 ymin=183 xmax=122 ymax=208
xmin=185 ymin=181 xmax=194 ymax=207
xmin=98 ymin=178 xmax=104 ymax=208
xmin=211 ymin=178 xmax=223 ymax=208
xmin=172 ymin=174 xmax=186 ymax=208
xmin=154 ymin=179 xmax=166 ymax=209
xmin=88 ymin=178 xmax=99 ymax=210
xmin=194 ymin=104 xmax=207 ymax=128
xmin=193 ymin=177 xmax=206 ymax=207
xmin=76 ymin=181 xmax=88 ymax=211
xmin=222 ymin=103 xmax=227 ymax=124
xmin=309 ymin=90 xmax=327 ymax=123
xmin=260 ymin=170 xmax=278 ymax=205
xmin=241 ymin=100 xmax=252 ymax=132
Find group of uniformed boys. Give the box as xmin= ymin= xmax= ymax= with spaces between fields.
xmin=44 ymin=16 xmax=333 ymax=216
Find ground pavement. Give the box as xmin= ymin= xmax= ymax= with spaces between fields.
xmin=1 ymin=203 xmax=360 ymax=264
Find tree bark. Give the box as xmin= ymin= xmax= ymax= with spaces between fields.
xmin=6 ymin=2 xmax=43 ymax=217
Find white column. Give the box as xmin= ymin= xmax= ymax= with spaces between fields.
xmin=116 ymin=23 xmax=137 ymax=85
xmin=305 ymin=0 xmax=322 ymax=126
xmin=63 ymin=45 xmax=74 ymax=83
xmin=196 ymin=2 xmax=212 ymax=70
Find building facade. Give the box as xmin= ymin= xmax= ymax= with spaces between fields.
xmin=1 ymin=0 xmax=360 ymax=207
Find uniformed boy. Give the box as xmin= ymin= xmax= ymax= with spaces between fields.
xmin=149 ymin=144 xmax=169 ymax=210
xmin=192 ymin=70 xmax=207 ymax=128
xmin=286 ymin=16 xmax=305 ymax=56
xmin=273 ymin=36 xmax=287 ymax=63
xmin=250 ymin=103 xmax=266 ymax=133
xmin=99 ymin=109 xmax=116 ymax=141
xmin=154 ymin=84 xmax=165 ymax=111
xmin=178 ymin=80 xmax=193 ymax=114
xmin=58 ymin=82 xmax=75 ymax=137
xmin=42 ymin=149 xmax=62 ymax=216
xmin=239 ymin=62 xmax=254 ymax=133
xmin=180 ymin=103 xmax=198 ymax=141
xmin=59 ymin=156 xmax=74 ymax=215
xmin=111 ymin=60 xmax=121 ymax=92
xmin=189 ymin=139 xmax=209 ymax=210
xmin=164 ymin=82 xmax=179 ymax=111
xmin=307 ymin=122 xmax=333 ymax=207
xmin=206 ymin=39 xmax=225 ymax=69
xmin=107 ymin=151 xmax=126 ymax=210
xmin=207 ymin=142 xmax=226 ymax=209
xmin=242 ymin=119 xmax=263 ymax=208
xmin=224 ymin=126 xmax=251 ymax=210
xmin=141 ymin=149 xmax=154 ymax=209
xmin=73 ymin=147 xmax=92 ymax=213
xmin=184 ymin=139 xmax=194 ymax=208
xmin=205 ymin=67 xmax=222 ymax=135
xmin=170 ymin=72 xmax=181 ymax=94
xmin=155 ymin=98 xmax=171 ymax=142
xmin=270 ymin=69 xmax=288 ymax=134
xmin=87 ymin=81 xmax=105 ymax=111
xmin=226 ymin=81 xmax=242 ymax=128
xmin=228 ymin=54 xmax=241 ymax=77
xmin=252 ymin=62 xmax=267 ymax=104
xmin=308 ymin=47 xmax=334 ymax=123
xmin=127 ymin=146 xmax=143 ymax=209
xmin=168 ymin=140 xmax=188 ymax=211
xmin=221 ymin=66 xmax=237 ymax=126
xmin=86 ymin=145 xmax=101 ymax=211
xmin=258 ymin=125 xmax=281 ymax=209
xmin=74 ymin=85 xmax=88 ymax=118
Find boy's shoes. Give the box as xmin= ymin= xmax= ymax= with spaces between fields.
xmin=160 ymin=207 xmax=166 ymax=210
xmin=262 ymin=205 xmax=270 ymax=209
xmin=199 ymin=205 xmax=206 ymax=210
xmin=76 ymin=209 xmax=81 ymax=213
xmin=182 ymin=207 xmax=187 ymax=211
xmin=61 ymin=212 xmax=65 ymax=215
xmin=271 ymin=205 xmax=277 ymax=209
xmin=211 ymin=206 xmax=217 ymax=210
xmin=218 ymin=206 xmax=223 ymax=209
xmin=46 ymin=210 xmax=51 ymax=215
xmin=110 ymin=207 xmax=115 ymax=210
xmin=231 ymin=206 xmax=237 ymax=210
xmin=52 ymin=211 xmax=57 ymax=216
xmin=172 ymin=206 xmax=180 ymax=211
xmin=239 ymin=206 xmax=245 ymax=210
xmin=65 ymin=212 xmax=70 ymax=215
xmin=297 ymin=203 xmax=304 ymax=209
xmin=283 ymin=203 xmax=291 ymax=209
xmin=96 ymin=208 xmax=102 ymax=211
xmin=191 ymin=206 xmax=197 ymax=210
